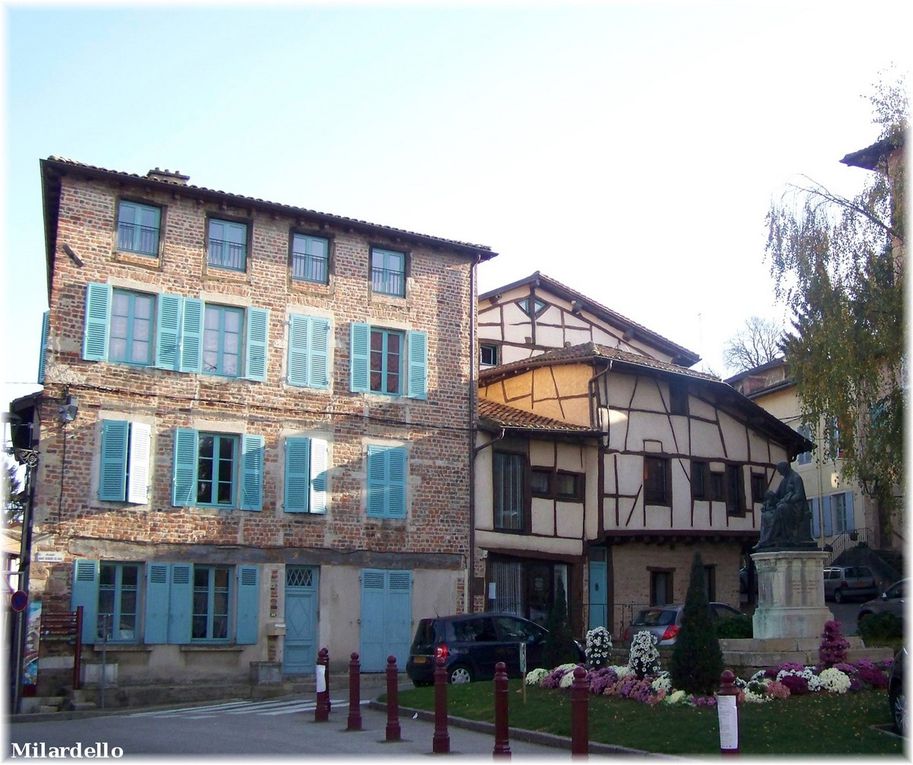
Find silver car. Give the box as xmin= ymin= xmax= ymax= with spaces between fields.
xmin=823 ymin=565 xmax=879 ymax=603
xmin=622 ymin=602 xmax=742 ymax=646
xmin=858 ymin=578 xmax=907 ymax=629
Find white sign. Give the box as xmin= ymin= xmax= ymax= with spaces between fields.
xmin=716 ymin=694 xmax=738 ymax=751
xmin=315 ymin=664 xmax=327 ymax=693
xmin=35 ymin=552 xmax=64 ymax=563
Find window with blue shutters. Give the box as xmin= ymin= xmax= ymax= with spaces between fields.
xmin=172 ymin=429 xmax=263 ymax=511
xmin=110 ymin=289 xmax=155 ymax=366
xmin=284 ymin=436 xmax=329 ymax=514
xmin=98 ymin=419 xmax=151 ymax=504
xmin=366 ymin=444 xmax=407 ymax=519
xmin=288 ymin=314 xmax=330 ymax=389
xmin=349 ymin=323 xmax=426 ymax=399
xmin=208 ymin=218 xmax=248 ymax=271
xmin=116 ymin=200 xmax=161 ymax=256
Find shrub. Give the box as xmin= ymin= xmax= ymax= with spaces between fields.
xmin=715 ymin=614 xmax=753 ymax=639
xmin=543 ymin=584 xmax=578 ymax=667
xmin=819 ymin=620 xmax=850 ymax=667
xmin=669 ymin=552 xmax=723 ymax=695
xmin=858 ymin=611 xmax=903 ymax=642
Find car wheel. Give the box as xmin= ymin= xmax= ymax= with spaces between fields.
xmin=834 ymin=588 xmax=845 ymax=604
xmin=891 ymin=685 xmax=906 ymax=736
xmin=448 ymin=665 xmax=473 ymax=684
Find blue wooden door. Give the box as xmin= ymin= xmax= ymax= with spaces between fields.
xmin=360 ymin=569 xmax=412 ymax=672
xmin=588 ymin=561 xmax=607 ymax=630
xmin=284 ymin=566 xmax=319 ymax=674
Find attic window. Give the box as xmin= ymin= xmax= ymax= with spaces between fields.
xmin=518 ymin=298 xmax=547 ymax=318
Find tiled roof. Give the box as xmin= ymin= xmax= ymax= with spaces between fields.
xmin=478 ymin=271 xmax=700 ymax=366
xmin=41 ymin=156 xmax=496 ymax=260
xmin=478 ymin=397 xmax=596 ymax=434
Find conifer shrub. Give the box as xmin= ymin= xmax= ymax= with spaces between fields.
xmin=543 ymin=583 xmax=578 ymax=667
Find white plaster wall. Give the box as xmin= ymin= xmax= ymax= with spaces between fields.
xmin=556 ymin=503 xmax=584 ymax=537
xmin=531 ymin=499 xmax=555 ymax=535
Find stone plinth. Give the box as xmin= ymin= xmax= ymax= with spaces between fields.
xmin=751 ymin=549 xmax=833 ymax=640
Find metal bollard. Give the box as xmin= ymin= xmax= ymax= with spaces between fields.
xmin=570 ymin=665 xmax=588 ymax=757
xmin=716 ymin=669 xmax=740 ymax=755
xmin=385 ymin=655 xmax=401 ymax=742
xmin=492 ymin=661 xmax=511 ymax=758
xmin=432 ymin=653 xmax=450 ymax=754
xmin=347 ymin=652 xmax=362 ymax=731
xmin=314 ymin=647 xmax=330 ymax=722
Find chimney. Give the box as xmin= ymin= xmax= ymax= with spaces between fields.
xmin=146 ymin=167 xmax=190 ymax=185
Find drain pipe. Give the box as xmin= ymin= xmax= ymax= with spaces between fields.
xmin=468 ymin=253 xmax=480 ymax=614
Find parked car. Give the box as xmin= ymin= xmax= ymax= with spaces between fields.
xmin=858 ymin=579 xmax=907 ymax=630
xmin=890 ymin=647 xmax=906 ymax=736
xmin=822 ymin=565 xmax=879 ymax=603
xmin=405 ymin=612 xmax=584 ymax=686
xmin=622 ymin=602 xmax=742 ymax=646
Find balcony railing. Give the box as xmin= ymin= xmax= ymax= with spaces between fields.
xmin=371 ymin=267 xmax=404 ymax=297
xmin=117 ymin=222 xmax=159 ymax=256
xmin=208 ymin=239 xmax=246 ymax=271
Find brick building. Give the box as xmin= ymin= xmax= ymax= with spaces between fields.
xmin=21 ymin=157 xmax=494 ymax=698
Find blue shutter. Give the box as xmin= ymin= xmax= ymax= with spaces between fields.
xmin=810 ymin=497 xmax=820 ymax=538
xmin=407 ymin=331 xmax=427 ymax=400
xmin=290 ymin=316 xmax=331 ymax=389
xmin=350 ymin=323 xmax=370 ymax=392
xmin=310 ymin=437 xmax=329 ymax=514
xmin=284 ymin=436 xmax=311 ymax=513
xmin=98 ymin=419 xmax=129 ymax=501
xmin=37 ymin=311 xmax=49 ymax=384
xmin=366 ymin=446 xmax=386 ymax=518
xmin=179 ymin=298 xmax=203 ymax=373
xmin=144 ymin=563 xmax=171 ymax=644
xmin=823 ymin=495 xmax=833 ymax=536
xmin=387 ymin=446 xmax=407 ymax=519
xmin=359 ymin=569 xmax=387 ymax=671
xmin=236 ymin=566 xmax=259 ymax=644
xmin=156 ymin=294 xmax=183 ymax=370
xmin=71 ymin=559 xmax=99 ymax=644
xmin=310 ymin=318 xmax=330 ymax=389
xmin=287 ymin=314 xmax=309 ymax=387
xmin=172 ymin=428 xmax=199 ymax=507
xmin=82 ymin=282 xmax=111 ymax=361
xmin=845 ymin=492 xmax=855 ymax=531
xmin=240 ymin=434 xmax=264 ymax=511
xmin=168 ymin=564 xmax=193 ymax=644
xmin=386 ymin=570 xmax=413 ymax=667
xmin=244 ymin=307 xmax=269 ymax=382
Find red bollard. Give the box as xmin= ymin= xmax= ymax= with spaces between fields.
xmin=385 ymin=655 xmax=401 ymax=742
xmin=492 ymin=661 xmax=511 ymax=758
xmin=347 ymin=652 xmax=362 ymax=731
xmin=570 ymin=665 xmax=588 ymax=757
xmin=314 ymin=647 xmax=330 ymax=722
xmin=432 ymin=653 xmax=450 ymax=754
xmin=716 ymin=669 xmax=740 ymax=755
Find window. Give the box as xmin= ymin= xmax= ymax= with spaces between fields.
xmin=72 ymin=561 xmax=259 ymax=645
xmin=530 ymin=468 xmax=551 ymax=497
xmin=116 ymin=200 xmax=161 ymax=256
xmin=284 ymin=436 xmax=329 ymax=513
xmin=203 ymin=304 xmax=244 ymax=377
xmin=291 ymin=233 xmax=329 ymax=284
xmin=650 ymin=570 xmax=673 ymax=606
xmin=691 ymin=461 xmax=709 ymax=500
xmin=797 ymin=425 xmax=813 ymax=465
xmin=370 ymin=247 xmax=406 ymax=297
xmin=644 ymin=456 xmax=671 ymax=505
xmin=97 ymin=563 xmax=140 ymax=642
xmin=350 ymin=323 xmax=427 ymax=399
xmin=669 ymin=383 xmax=688 ymax=416
xmin=98 ymin=419 xmax=151 ymax=504
xmin=82 ymin=284 xmax=268 ymax=381
xmin=208 ymin=218 xmax=248 ymax=271
xmin=830 ymin=492 xmax=854 ymax=534
xmin=725 ymin=464 xmax=745 ymax=516
xmin=480 ymin=344 xmax=499 ymax=367
xmin=710 ymin=471 xmax=725 ymax=501
xmin=193 ymin=566 xmax=230 ymax=640
xmin=750 ymin=473 xmax=767 ymax=504
xmin=366 ymin=444 xmax=408 ymax=519
xmin=110 ymin=289 xmax=156 ymax=366
xmin=517 ymin=298 xmax=547 ymax=317
xmin=172 ymin=429 xmax=264 ymax=511
xmin=493 ymin=452 xmax=525 ymax=531
xmin=288 ymin=315 xmax=331 ymax=388
xmin=530 ymin=468 xmax=584 ymax=501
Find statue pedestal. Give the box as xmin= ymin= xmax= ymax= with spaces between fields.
xmin=751 ymin=549 xmax=833 ymax=640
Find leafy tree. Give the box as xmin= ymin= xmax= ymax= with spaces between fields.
xmin=765 ymin=72 xmax=906 ymax=534
xmin=3 ymin=459 xmax=25 ymax=525
xmin=669 ymin=552 xmax=723 ymax=695
xmin=542 ymin=583 xmax=577 ymax=667
xmin=723 ymin=316 xmax=784 ymax=373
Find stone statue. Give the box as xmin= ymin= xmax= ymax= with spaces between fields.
xmin=753 ymin=461 xmax=816 ymax=550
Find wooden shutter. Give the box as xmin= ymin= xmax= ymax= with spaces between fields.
xmin=287 ymin=314 xmax=310 ymax=387
xmin=350 ymin=322 xmax=370 ymax=392
xmin=144 ymin=563 xmax=171 ymax=644
xmin=386 ymin=570 xmax=413 ymax=666
xmin=168 ymin=564 xmax=193 ymax=644
xmin=127 ymin=422 xmax=152 ymax=505
xmin=283 ymin=436 xmax=311 ymax=513
xmin=244 ymin=307 xmax=269 ymax=382
xmin=309 ymin=317 xmax=330 ymax=389
xmin=844 ymin=492 xmax=855 ymax=531
xmin=366 ymin=445 xmax=407 ymax=519
xmin=179 ymin=298 xmax=203 ymax=373
xmin=82 ymin=282 xmax=111 ymax=361
xmin=172 ymin=428 xmax=198 ymax=507
xmin=810 ymin=497 xmax=821 ymax=538
xmin=240 ymin=434 xmax=264 ymax=511
xmin=366 ymin=445 xmax=386 ymax=517
xmin=387 ymin=446 xmax=407 ymax=518
xmin=71 ymin=559 xmax=99 ymax=644
xmin=155 ymin=293 xmax=183 ymax=370
xmin=310 ymin=437 xmax=329 ymax=514
xmin=37 ymin=310 xmax=49 ymax=384
xmin=823 ymin=495 xmax=833 ymax=536
xmin=98 ymin=419 xmax=129 ymax=501
xmin=236 ymin=566 xmax=259 ymax=644
xmin=407 ymin=331 xmax=427 ymax=400
xmin=290 ymin=315 xmax=331 ymax=389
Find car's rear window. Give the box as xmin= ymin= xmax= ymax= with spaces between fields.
xmin=411 ymin=619 xmax=440 ymax=652
xmin=633 ymin=608 xmax=675 ymax=626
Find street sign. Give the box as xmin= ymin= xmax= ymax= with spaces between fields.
xmin=10 ymin=590 xmax=28 ymax=612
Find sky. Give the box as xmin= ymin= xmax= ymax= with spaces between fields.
xmin=2 ymin=0 xmax=910 ymax=418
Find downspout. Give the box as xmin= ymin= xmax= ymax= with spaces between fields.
xmin=468 ymin=253 xmax=481 ymax=614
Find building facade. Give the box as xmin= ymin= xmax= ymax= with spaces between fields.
xmin=25 ymin=157 xmax=494 ymax=695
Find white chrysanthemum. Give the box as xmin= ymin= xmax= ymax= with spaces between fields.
xmin=665 ymin=689 xmax=688 ymax=705
xmin=555 ymin=663 xmax=580 ymax=673
xmin=743 ymin=688 xmax=770 ymax=704
xmin=525 ymin=668 xmax=549 ymax=686
xmin=613 ymin=665 xmax=632 ymax=679
xmin=651 ymin=674 xmax=672 ymax=692
xmin=559 ymin=671 xmax=576 ymax=688
xmin=818 ymin=667 xmax=851 ymax=694
xmin=749 ymin=670 xmax=767 ymax=683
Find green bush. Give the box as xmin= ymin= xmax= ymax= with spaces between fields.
xmin=715 ymin=614 xmax=753 ymax=639
xmin=858 ymin=611 xmax=903 ymax=642
xmin=543 ymin=583 xmax=578 ymax=666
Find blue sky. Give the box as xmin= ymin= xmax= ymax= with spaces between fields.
xmin=2 ymin=1 xmax=910 ymax=414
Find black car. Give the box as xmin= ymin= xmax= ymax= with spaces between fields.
xmin=405 ymin=612 xmax=583 ymax=686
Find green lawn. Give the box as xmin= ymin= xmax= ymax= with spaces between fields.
xmin=394 ymin=680 xmax=905 ymax=755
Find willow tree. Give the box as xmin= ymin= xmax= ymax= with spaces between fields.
xmin=765 ymin=73 xmax=906 ymax=536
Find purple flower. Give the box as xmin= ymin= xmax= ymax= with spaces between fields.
xmin=779 ymin=674 xmax=809 ymax=695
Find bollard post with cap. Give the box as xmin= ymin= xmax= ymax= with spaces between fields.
xmin=385 ymin=655 xmax=401 ymax=742
xmin=432 ymin=646 xmax=450 ymax=754
xmin=570 ymin=665 xmax=589 ymax=757
xmin=492 ymin=661 xmax=511 ymax=757
xmin=314 ymin=647 xmax=330 ymax=722
xmin=347 ymin=652 xmax=362 ymax=731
